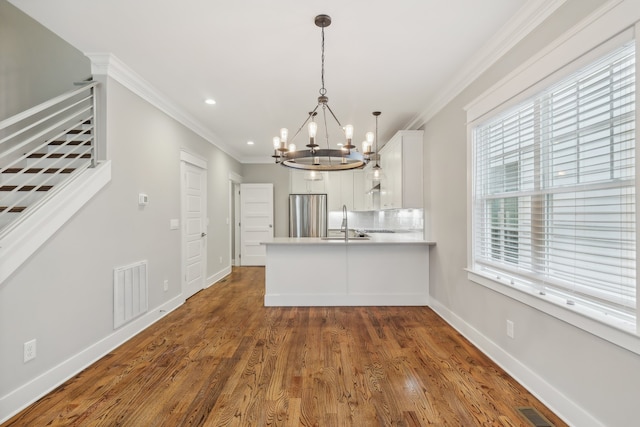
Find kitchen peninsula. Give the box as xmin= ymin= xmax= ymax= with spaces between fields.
xmin=264 ymin=233 xmax=434 ymax=306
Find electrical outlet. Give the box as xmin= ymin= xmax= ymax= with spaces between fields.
xmin=506 ymin=320 xmax=515 ymax=339
xmin=24 ymin=339 xmax=36 ymax=362
xmin=219 ymin=256 xmax=223 ymax=264
xmin=163 ymin=280 xmax=168 ymax=291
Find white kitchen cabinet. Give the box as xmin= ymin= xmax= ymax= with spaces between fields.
xmin=352 ymin=170 xmax=366 ymax=211
xmin=289 ymin=170 xmax=326 ymax=194
xmin=378 ymin=130 xmax=423 ymax=209
xmin=326 ymin=171 xmax=355 ymax=211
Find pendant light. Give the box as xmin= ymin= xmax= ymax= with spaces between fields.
xmin=366 ymin=111 xmax=385 ymax=182
xmin=272 ymin=14 xmax=371 ymax=171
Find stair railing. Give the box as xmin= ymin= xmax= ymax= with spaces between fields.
xmin=0 ymin=81 xmax=99 ymax=233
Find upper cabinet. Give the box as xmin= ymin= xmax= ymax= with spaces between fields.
xmin=326 ymin=171 xmax=355 ymax=211
xmin=378 ymin=130 xmax=424 ymax=209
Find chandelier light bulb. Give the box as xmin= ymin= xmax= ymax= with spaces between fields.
xmin=289 ymin=143 xmax=296 ymax=152
xmin=280 ymin=128 xmax=289 ymax=143
xmin=366 ymin=131 xmax=374 ymax=144
xmin=308 ymin=121 xmax=317 ymax=138
xmin=273 ymin=136 xmax=281 ymax=150
xmin=344 ymin=125 xmax=354 ymax=141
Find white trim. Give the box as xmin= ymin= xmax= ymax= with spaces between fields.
xmin=206 ymin=265 xmax=232 ymax=289
xmin=405 ymin=0 xmax=567 ymax=129
xmin=180 ymin=149 xmax=207 ymax=170
xmin=465 ymin=0 xmax=635 ymax=122
xmin=264 ymin=293 xmax=429 ymax=307
xmin=228 ymin=171 xmax=243 ymax=183
xmin=467 ymin=270 xmax=640 ymax=355
xmin=465 ymin=0 xmax=640 ymax=356
xmin=0 ymin=293 xmax=183 ymax=424
xmin=429 ymin=298 xmax=604 ymax=427
xmin=0 ymin=161 xmax=111 ymax=285
xmin=86 ymin=53 xmax=243 ymax=161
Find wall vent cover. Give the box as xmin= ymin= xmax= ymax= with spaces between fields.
xmin=113 ymin=260 xmax=148 ymax=329
xmin=516 ymin=406 xmax=555 ymax=427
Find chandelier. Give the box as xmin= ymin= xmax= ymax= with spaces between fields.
xmin=272 ymin=14 xmax=373 ymax=171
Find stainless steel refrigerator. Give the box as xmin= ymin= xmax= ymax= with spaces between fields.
xmin=289 ymin=194 xmax=328 ymax=237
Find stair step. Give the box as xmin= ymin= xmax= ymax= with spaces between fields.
xmin=65 ymin=129 xmax=92 ymax=135
xmin=27 ymin=153 xmax=91 ymax=159
xmin=0 ymin=206 xmax=26 ymax=213
xmin=49 ymin=140 xmax=91 ymax=146
xmin=0 ymin=188 xmax=51 ymax=206
xmin=0 ymin=185 xmax=53 ymax=192
xmin=3 ymin=168 xmax=75 ymax=174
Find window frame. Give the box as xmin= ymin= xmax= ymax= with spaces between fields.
xmin=465 ymin=3 xmax=640 ymax=355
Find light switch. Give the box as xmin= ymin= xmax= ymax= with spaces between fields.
xmin=138 ymin=193 xmax=149 ymax=206
xmin=170 ymin=219 xmax=180 ymax=230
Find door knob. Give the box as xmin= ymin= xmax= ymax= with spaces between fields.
xmin=201 ymin=232 xmax=207 ymax=237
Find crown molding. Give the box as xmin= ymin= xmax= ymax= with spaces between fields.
xmin=85 ymin=53 xmax=243 ymax=162
xmin=405 ymin=0 xmax=567 ymax=130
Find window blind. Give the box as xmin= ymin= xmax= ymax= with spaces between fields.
xmin=472 ymin=41 xmax=636 ymax=326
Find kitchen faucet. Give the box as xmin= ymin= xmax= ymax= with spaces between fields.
xmin=341 ymin=204 xmax=348 ymax=242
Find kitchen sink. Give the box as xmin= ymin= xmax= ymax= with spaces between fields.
xmin=326 ymin=229 xmax=368 ymax=238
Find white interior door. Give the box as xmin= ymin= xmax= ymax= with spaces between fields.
xmin=240 ymin=183 xmax=273 ymax=266
xmin=182 ymin=159 xmax=207 ymax=299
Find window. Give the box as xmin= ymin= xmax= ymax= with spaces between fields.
xmin=471 ymin=41 xmax=636 ymax=331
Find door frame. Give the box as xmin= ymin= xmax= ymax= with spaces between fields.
xmin=180 ymin=150 xmax=207 ymax=299
xmin=228 ymin=171 xmax=243 ymax=266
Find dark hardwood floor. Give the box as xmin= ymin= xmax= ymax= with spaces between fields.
xmin=3 ymin=267 xmax=565 ymax=426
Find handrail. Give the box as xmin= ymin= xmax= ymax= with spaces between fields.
xmin=0 ymin=81 xmax=98 ymax=132
xmin=0 ymin=81 xmax=99 ymax=233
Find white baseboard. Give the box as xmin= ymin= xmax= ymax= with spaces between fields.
xmin=0 ymin=294 xmax=183 ymax=424
xmin=264 ymin=293 xmax=429 ymax=306
xmin=429 ymin=298 xmax=603 ymax=427
xmin=206 ymin=265 xmax=231 ymax=288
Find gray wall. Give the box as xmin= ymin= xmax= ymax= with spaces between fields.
xmin=0 ymin=74 xmax=242 ymax=404
xmin=0 ymin=3 xmax=242 ymax=410
xmin=242 ymin=163 xmax=290 ymax=237
xmin=424 ymin=1 xmax=639 ymax=425
xmin=0 ymin=0 xmax=90 ymax=119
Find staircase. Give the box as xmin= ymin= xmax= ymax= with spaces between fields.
xmin=0 ymin=82 xmax=97 ymax=234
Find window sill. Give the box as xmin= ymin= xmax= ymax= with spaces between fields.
xmin=467 ymin=268 xmax=640 ymax=356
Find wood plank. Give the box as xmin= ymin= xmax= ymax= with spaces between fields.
xmin=1 ymin=267 xmax=567 ymax=426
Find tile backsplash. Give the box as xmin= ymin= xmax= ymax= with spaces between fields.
xmin=328 ymin=208 xmax=423 ymax=232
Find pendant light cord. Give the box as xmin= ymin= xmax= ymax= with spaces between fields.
xmin=320 ymin=26 xmax=326 ymax=97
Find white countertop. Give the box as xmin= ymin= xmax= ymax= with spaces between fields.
xmin=265 ymin=233 xmax=435 ymax=245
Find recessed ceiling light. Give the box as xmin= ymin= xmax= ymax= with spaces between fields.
xmin=205 ymin=98 xmax=216 ymax=105
xmin=247 ymin=141 xmax=255 ymax=145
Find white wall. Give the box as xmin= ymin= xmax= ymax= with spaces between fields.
xmin=424 ymin=1 xmax=640 ymax=426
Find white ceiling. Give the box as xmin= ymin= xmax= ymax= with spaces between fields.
xmin=9 ymin=0 xmax=560 ymax=163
